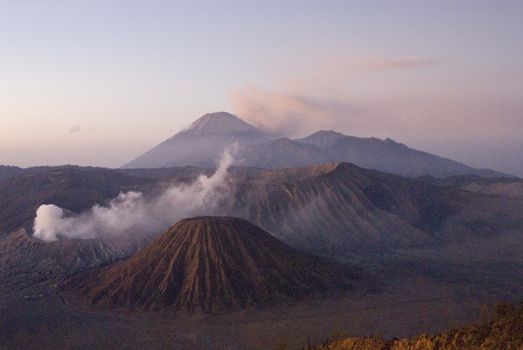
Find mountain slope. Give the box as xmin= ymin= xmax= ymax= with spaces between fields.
xmin=239 ymin=138 xmax=333 ymax=168
xmin=0 ymin=166 xmax=154 ymax=235
xmin=228 ymin=162 xmax=523 ymax=257
xmin=182 ymin=111 xmax=262 ymax=136
xmin=65 ymin=217 xmax=356 ymax=312
xmin=0 ymin=229 xmax=145 ymax=290
xmin=315 ymin=301 xmax=523 ymax=350
xmin=229 ymin=163 xmax=434 ymax=255
xmin=295 ymin=130 xmax=507 ymax=178
xmin=2 ymin=162 xmax=521 ymax=261
xmin=0 ymin=166 xmax=24 ymax=183
xmin=123 ymin=112 xmax=270 ymax=168
xmin=123 ymin=112 xmax=508 ymax=178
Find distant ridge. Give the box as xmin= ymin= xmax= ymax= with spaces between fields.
xmin=64 ymin=217 xmax=356 ymax=312
xmin=123 ymin=112 xmax=509 ymax=178
xmin=0 ymin=165 xmax=24 ymax=183
xmin=295 ymin=130 xmax=507 ymax=178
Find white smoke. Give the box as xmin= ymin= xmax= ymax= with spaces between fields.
xmin=33 ymin=150 xmax=235 ymax=241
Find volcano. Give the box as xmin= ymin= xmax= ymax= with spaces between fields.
xmin=123 ymin=112 xmax=270 ymax=168
xmin=123 ymin=112 xmax=508 ymax=178
xmin=65 ymin=216 xmax=355 ymax=312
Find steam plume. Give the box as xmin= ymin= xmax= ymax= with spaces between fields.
xmin=230 ymin=87 xmax=364 ymax=137
xmin=33 ymin=150 xmax=234 ymax=241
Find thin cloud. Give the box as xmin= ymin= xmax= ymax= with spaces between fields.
xmin=353 ymin=56 xmax=436 ymax=72
xmin=315 ymin=56 xmax=437 ymax=81
xmin=69 ymin=125 xmax=81 ymax=133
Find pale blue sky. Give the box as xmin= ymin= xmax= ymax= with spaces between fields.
xmin=1 ymin=1 xmax=522 ymax=175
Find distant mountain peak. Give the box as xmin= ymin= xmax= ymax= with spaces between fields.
xmin=123 ymin=112 xmax=508 ymax=178
xmin=182 ymin=112 xmax=262 ymax=136
xmin=384 ymin=137 xmax=398 ymax=144
xmin=308 ymin=130 xmax=345 ymax=138
xmin=122 ymin=112 xmax=270 ymax=169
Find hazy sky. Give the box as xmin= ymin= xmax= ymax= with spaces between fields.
xmin=1 ymin=1 xmax=522 ymax=175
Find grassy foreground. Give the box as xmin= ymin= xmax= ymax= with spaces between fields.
xmin=309 ymin=301 xmax=523 ymax=350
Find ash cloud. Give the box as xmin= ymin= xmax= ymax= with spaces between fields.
xmin=230 ymin=87 xmax=369 ymax=137
xmin=230 ymin=56 xmax=436 ymax=138
xmin=33 ymin=150 xmax=235 ymax=241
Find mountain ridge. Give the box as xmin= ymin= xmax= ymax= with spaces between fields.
xmin=122 ymin=112 xmax=510 ymax=178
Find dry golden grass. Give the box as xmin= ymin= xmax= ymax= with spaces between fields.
xmin=313 ymin=302 xmax=523 ymax=350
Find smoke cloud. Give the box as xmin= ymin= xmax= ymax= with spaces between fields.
xmin=230 ymin=87 xmax=372 ymax=137
xmin=33 ymin=150 xmax=234 ymax=241
xmin=229 ymin=56 xmax=437 ymax=137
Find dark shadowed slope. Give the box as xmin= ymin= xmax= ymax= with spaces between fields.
xmin=0 ymin=229 xmax=146 ymax=291
xmin=0 ymin=166 xmax=154 ymax=235
xmin=0 ymin=165 xmax=24 ymax=183
xmin=65 ymin=217 xmax=357 ymax=313
xmin=460 ymin=178 xmax=523 ymax=198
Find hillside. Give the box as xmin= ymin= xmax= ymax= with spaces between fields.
xmin=315 ymin=301 xmax=523 ymax=350
xmin=64 ymin=217 xmax=357 ymax=312
xmin=0 ymin=165 xmax=521 ymax=349
xmin=0 ymin=229 xmax=146 ymax=291
xmin=0 ymin=166 xmax=154 ymax=235
xmin=1 ymin=163 xmax=522 ymax=260
xmin=0 ymin=165 xmax=24 ymax=183
xmin=229 ymin=162 xmax=523 ymax=257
